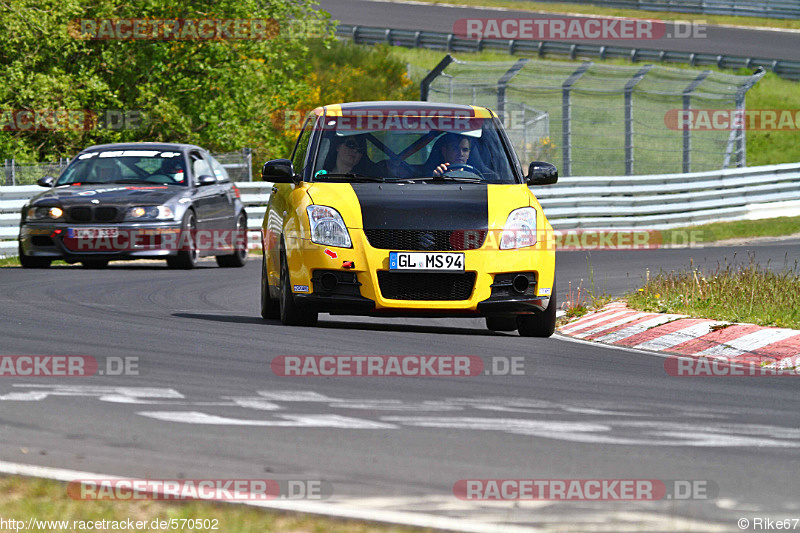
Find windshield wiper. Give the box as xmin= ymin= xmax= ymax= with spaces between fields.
xmin=315 ymin=173 xmax=385 ymax=183
xmin=109 ymin=179 xmax=158 ymax=184
xmin=394 ymin=176 xmax=483 ymax=184
xmin=62 ymin=181 xmax=106 ymax=186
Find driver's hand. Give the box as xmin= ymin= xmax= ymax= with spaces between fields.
xmin=433 ymin=162 xmax=450 ymax=177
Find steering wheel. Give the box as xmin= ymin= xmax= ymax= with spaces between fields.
xmin=442 ymin=163 xmax=483 ymax=179
xmin=143 ymin=174 xmax=175 ymax=184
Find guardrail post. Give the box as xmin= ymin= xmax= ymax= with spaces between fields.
xmin=420 ymin=54 xmax=454 ymax=101
xmin=497 ymin=58 xmax=529 ymax=125
xmin=243 ymin=147 xmax=253 ymax=181
xmin=562 ymin=62 xmax=591 ymax=177
xmin=682 ymin=70 xmax=711 ymax=173
xmin=734 ymin=67 xmax=766 ymax=167
xmin=624 ymin=65 xmax=653 ymax=175
xmin=3 ymin=159 xmax=9 ymax=186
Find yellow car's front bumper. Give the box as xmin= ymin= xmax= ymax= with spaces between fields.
xmin=286 ymin=229 xmax=555 ymax=317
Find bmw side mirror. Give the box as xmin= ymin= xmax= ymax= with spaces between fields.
xmin=262 ymin=159 xmax=297 ymax=183
xmin=196 ymin=174 xmax=216 ymax=186
xmin=527 ymin=162 xmax=558 ymax=185
xmin=37 ymin=176 xmax=56 ymax=188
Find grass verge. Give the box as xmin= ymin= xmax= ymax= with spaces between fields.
xmin=626 ymin=255 xmax=800 ymax=329
xmin=390 ymin=0 xmax=800 ymax=30
xmin=670 ymin=215 xmax=800 ymax=243
xmin=0 ymin=475 xmax=427 ymax=533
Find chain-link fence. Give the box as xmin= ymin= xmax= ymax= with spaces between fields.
xmin=422 ymin=57 xmax=764 ymax=176
xmin=3 ymin=148 xmax=253 ymax=186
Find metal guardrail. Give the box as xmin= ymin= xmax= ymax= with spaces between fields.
xmin=536 ymin=0 xmax=800 ymax=20
xmin=2 ymin=163 xmax=799 ymax=256
xmin=337 ymin=24 xmax=800 ymax=80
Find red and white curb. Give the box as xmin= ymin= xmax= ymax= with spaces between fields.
xmin=558 ymin=302 xmax=800 ymax=368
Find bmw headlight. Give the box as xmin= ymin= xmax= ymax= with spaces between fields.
xmin=500 ymin=207 xmax=537 ymax=250
xmin=306 ymin=205 xmax=352 ymax=248
xmin=125 ymin=205 xmax=174 ymax=220
xmin=26 ymin=206 xmax=63 ymax=220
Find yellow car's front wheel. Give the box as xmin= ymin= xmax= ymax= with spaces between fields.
xmin=516 ymin=281 xmax=557 ymax=337
xmin=279 ymin=252 xmax=318 ymax=327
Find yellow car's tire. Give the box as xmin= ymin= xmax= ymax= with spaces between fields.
xmin=279 ymin=253 xmax=318 ymax=327
xmin=260 ymin=253 xmax=280 ymax=320
xmin=516 ymin=281 xmax=556 ymax=338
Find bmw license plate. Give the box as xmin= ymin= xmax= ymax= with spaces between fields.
xmin=389 ymin=252 xmax=464 ymax=272
xmin=68 ymin=228 xmax=119 ymax=239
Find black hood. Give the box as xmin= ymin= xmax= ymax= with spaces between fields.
xmin=30 ymin=184 xmax=183 ymax=207
xmin=351 ymin=183 xmax=488 ymax=230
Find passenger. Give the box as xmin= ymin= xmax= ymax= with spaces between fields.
xmin=328 ymin=135 xmax=368 ymax=175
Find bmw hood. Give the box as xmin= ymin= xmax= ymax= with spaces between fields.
xmin=29 ymin=184 xmax=183 ymax=207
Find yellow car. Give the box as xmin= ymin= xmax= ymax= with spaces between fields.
xmin=260 ymin=102 xmax=558 ymax=336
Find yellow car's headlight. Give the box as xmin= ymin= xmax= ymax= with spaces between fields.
xmin=306 ymin=205 xmax=352 ymax=248
xmin=500 ymin=207 xmax=537 ymax=249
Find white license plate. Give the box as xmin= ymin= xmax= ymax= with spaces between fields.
xmin=68 ymin=228 xmax=119 ymax=239
xmin=389 ymin=252 xmax=465 ymax=272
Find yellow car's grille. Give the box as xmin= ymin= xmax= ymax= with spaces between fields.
xmin=377 ymin=271 xmax=476 ymax=301
xmin=364 ymin=229 xmax=486 ymax=251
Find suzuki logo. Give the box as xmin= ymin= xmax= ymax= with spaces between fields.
xmin=419 ymin=232 xmax=435 ymax=249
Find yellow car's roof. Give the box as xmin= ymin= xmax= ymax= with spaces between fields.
xmin=312 ymin=101 xmax=495 ymax=119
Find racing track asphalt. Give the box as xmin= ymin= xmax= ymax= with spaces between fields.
xmin=1 ymin=240 xmax=799 ymax=530
xmin=319 ymin=0 xmax=800 ymax=61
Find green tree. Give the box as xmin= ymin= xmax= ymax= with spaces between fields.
xmin=0 ymin=0 xmax=331 ymax=162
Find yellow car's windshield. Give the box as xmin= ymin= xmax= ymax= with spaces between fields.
xmin=311 ymin=115 xmax=518 ymax=184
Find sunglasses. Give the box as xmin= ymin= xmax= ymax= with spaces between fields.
xmin=344 ymin=140 xmax=364 ymax=153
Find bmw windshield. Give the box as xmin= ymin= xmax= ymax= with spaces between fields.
xmin=311 ymin=114 xmax=520 ymax=184
xmin=56 ymin=150 xmax=188 ymax=186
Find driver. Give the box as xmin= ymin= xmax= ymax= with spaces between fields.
xmin=432 ymin=133 xmax=471 ymax=177
xmin=161 ymin=158 xmax=186 ymax=183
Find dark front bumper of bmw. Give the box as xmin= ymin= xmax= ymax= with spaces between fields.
xmin=19 ymin=221 xmax=183 ymax=262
